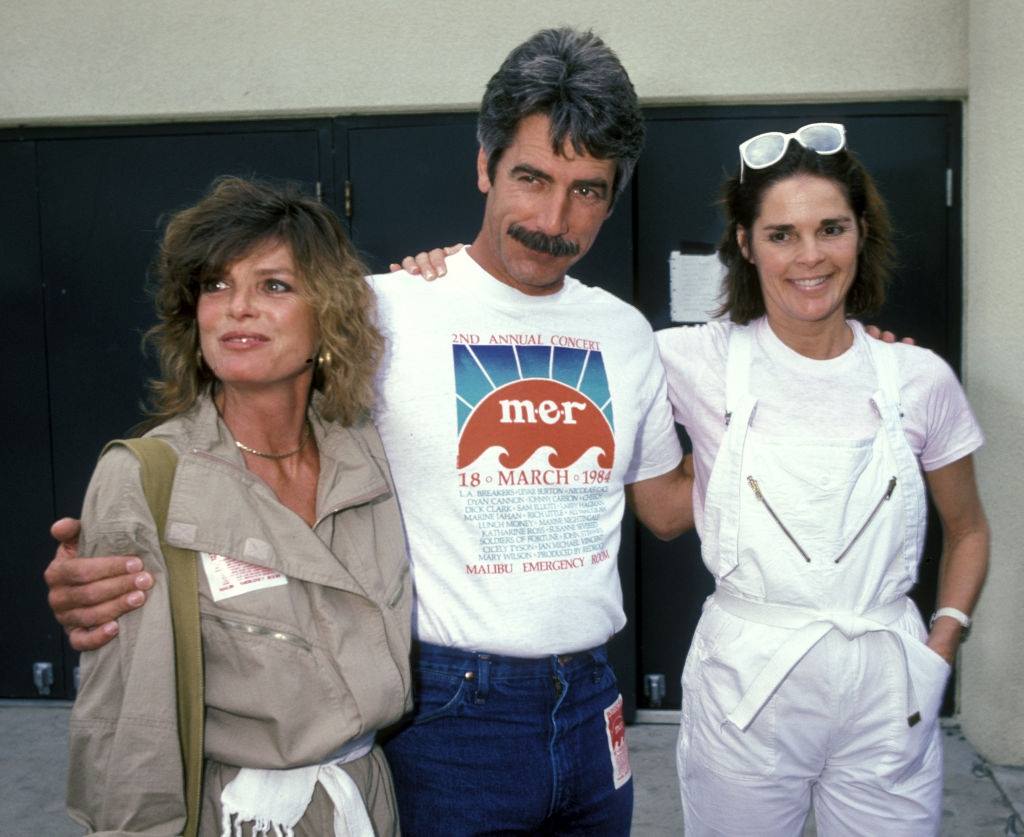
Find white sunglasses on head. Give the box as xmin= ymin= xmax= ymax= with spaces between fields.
xmin=738 ymin=122 xmax=847 ymax=183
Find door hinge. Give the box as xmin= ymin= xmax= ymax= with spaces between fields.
xmin=644 ymin=672 xmax=667 ymax=708
xmin=946 ymin=168 xmax=954 ymax=208
xmin=344 ymin=180 xmax=353 ymax=219
xmin=315 ymin=180 xmax=323 ymax=202
xmin=33 ymin=661 xmax=54 ymax=696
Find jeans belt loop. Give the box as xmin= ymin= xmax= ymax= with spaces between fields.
xmin=476 ymin=654 xmax=491 ymax=700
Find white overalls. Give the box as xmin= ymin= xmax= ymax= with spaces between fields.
xmin=677 ymin=326 xmax=950 ymax=836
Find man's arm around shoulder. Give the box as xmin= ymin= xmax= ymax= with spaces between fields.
xmin=626 ymin=455 xmax=695 ymax=542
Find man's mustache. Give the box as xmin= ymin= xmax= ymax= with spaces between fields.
xmin=507 ymin=224 xmax=580 ymax=258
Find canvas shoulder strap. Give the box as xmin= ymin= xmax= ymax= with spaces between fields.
xmin=103 ymin=437 xmax=204 ymax=837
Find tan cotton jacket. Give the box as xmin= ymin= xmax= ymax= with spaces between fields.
xmin=68 ymin=394 xmax=412 ymax=836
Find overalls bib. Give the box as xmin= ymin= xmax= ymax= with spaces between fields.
xmin=678 ymin=324 xmax=950 ymax=836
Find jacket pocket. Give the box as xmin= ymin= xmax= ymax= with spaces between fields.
xmin=201 ymin=613 xmax=363 ymax=768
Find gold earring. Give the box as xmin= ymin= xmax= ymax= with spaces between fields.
xmin=317 ymin=350 xmax=332 ymax=369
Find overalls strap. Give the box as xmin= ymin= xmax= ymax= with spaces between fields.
xmin=862 ymin=334 xmax=926 ymax=577
xmin=863 ymin=331 xmax=903 ymax=416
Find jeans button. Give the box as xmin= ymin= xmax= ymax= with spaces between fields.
xmin=464 ymin=671 xmax=476 ymax=681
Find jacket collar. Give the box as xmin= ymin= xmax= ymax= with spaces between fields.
xmin=157 ymin=392 xmax=392 ymax=594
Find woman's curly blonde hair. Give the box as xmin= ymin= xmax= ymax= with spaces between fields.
xmin=146 ymin=176 xmax=382 ymax=426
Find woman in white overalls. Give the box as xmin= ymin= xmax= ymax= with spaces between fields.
xmin=657 ymin=124 xmax=989 ymax=835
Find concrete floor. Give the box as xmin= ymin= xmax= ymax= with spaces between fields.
xmin=2 ymin=701 xmax=1021 ymax=835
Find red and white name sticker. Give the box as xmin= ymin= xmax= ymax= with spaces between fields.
xmin=200 ymin=552 xmax=287 ymax=602
xmin=604 ymin=693 xmax=632 ymax=789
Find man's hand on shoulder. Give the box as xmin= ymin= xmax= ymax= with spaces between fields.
xmin=865 ymin=324 xmax=915 ymax=345
xmin=45 ymin=517 xmax=154 ymax=652
xmin=388 ymin=244 xmax=464 ymax=279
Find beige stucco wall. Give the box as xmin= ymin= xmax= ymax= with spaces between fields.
xmin=959 ymin=0 xmax=1024 ymax=766
xmin=1 ymin=0 xmax=966 ymax=125
xmin=4 ymin=0 xmax=1018 ymax=763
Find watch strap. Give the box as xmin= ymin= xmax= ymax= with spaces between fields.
xmin=930 ymin=606 xmax=972 ymax=629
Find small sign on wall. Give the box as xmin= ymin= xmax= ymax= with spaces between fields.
xmin=669 ymin=244 xmax=726 ymax=323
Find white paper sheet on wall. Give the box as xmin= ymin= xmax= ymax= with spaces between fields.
xmin=669 ymin=250 xmax=726 ymax=323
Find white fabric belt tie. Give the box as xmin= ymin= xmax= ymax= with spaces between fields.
xmin=713 ymin=591 xmax=922 ymax=731
xmin=220 ymin=732 xmax=376 ymax=837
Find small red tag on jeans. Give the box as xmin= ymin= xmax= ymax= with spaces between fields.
xmin=604 ymin=694 xmax=631 ymax=789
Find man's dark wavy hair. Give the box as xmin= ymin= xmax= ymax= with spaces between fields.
xmin=477 ymin=27 xmax=645 ymax=204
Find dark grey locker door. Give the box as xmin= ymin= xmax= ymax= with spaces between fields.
xmin=342 ymin=118 xmax=483 ymax=271
xmin=341 ymin=116 xmax=640 ymax=715
xmin=0 ymin=140 xmax=67 ymax=698
xmin=39 ymin=128 xmax=327 ymax=516
xmin=633 ymin=104 xmax=961 ymax=712
xmin=35 ymin=125 xmax=328 ymax=695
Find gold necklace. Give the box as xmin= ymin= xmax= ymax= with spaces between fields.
xmin=235 ymin=422 xmax=312 ymax=459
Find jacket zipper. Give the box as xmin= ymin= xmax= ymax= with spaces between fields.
xmin=314 ymin=490 xmax=384 ymax=529
xmin=833 ymin=476 xmax=898 ymax=564
xmin=208 ymin=614 xmax=312 ymax=652
xmin=746 ymin=475 xmax=897 ymax=564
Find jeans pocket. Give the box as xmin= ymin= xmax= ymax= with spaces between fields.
xmin=411 ymin=669 xmax=470 ymax=725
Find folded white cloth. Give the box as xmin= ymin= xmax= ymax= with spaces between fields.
xmin=220 ymin=733 xmax=376 ymax=837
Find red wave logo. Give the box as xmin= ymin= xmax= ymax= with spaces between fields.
xmin=458 ymin=379 xmax=614 ymax=470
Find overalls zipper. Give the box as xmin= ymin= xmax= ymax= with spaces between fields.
xmin=746 ymin=475 xmax=897 ymax=564
xmin=746 ymin=476 xmax=812 ymax=562
xmin=833 ymin=476 xmax=898 ymax=564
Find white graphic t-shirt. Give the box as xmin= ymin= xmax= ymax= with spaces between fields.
xmin=368 ymin=249 xmax=682 ymax=655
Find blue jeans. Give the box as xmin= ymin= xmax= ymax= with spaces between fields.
xmin=383 ymin=642 xmax=633 ymax=836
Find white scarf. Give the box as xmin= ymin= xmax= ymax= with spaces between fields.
xmin=219 ymin=734 xmax=376 ymax=837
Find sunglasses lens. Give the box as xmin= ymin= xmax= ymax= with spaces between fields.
xmin=743 ymin=134 xmax=787 ymax=168
xmin=796 ymin=123 xmax=844 ymax=153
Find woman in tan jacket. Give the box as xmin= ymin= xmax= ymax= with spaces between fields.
xmin=68 ymin=177 xmax=412 ymax=836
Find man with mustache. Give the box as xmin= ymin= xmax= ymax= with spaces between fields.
xmin=46 ymin=27 xmax=691 ymax=834
xmin=507 ymin=223 xmax=581 ymax=258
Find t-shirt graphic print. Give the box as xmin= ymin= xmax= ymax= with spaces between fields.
xmin=454 ymin=339 xmax=615 ymax=574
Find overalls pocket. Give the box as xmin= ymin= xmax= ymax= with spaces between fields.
xmin=881 ymin=638 xmax=951 ymax=785
xmin=683 ymin=606 xmax=778 ymax=780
